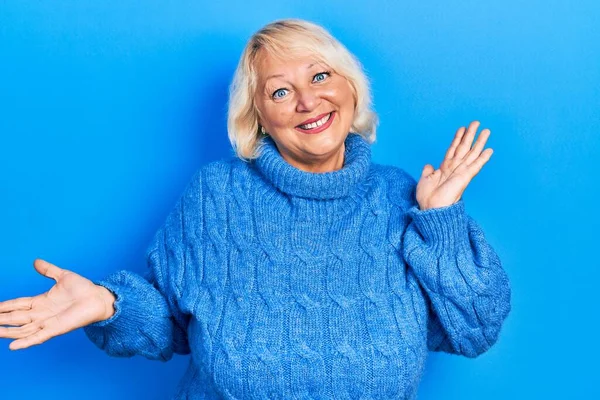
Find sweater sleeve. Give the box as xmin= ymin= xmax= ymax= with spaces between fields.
xmin=83 ymin=170 xmax=203 ymax=361
xmin=402 ymin=198 xmax=512 ymax=358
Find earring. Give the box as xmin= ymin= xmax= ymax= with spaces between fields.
xmin=260 ymin=126 xmax=267 ymax=135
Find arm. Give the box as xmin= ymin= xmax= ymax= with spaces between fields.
xmin=83 ymin=170 xmax=203 ymax=361
xmin=402 ymin=199 xmax=511 ymax=358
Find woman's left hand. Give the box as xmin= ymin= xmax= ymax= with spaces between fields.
xmin=416 ymin=121 xmax=493 ymax=211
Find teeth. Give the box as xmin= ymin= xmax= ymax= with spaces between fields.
xmin=299 ymin=113 xmax=331 ymax=130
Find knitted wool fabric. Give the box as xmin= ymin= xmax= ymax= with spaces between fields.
xmin=84 ymin=133 xmax=511 ymax=399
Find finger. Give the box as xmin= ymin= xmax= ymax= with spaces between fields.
xmin=0 ymin=322 xmax=40 ymax=340
xmin=9 ymin=315 xmax=62 ymax=350
xmin=466 ymin=148 xmax=493 ymax=177
xmin=444 ymin=126 xmax=466 ymax=160
xmin=9 ymin=300 xmax=89 ymax=350
xmin=33 ymin=259 xmax=65 ymax=282
xmin=0 ymin=297 xmax=33 ymax=313
xmin=464 ymin=128 xmax=491 ymax=165
xmin=454 ymin=120 xmax=480 ymax=160
xmin=420 ymin=164 xmax=435 ymax=179
xmin=0 ymin=310 xmax=34 ymax=326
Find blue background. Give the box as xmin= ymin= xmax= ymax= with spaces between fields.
xmin=1 ymin=1 xmax=598 ymax=398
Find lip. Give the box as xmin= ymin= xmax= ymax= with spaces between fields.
xmin=295 ymin=111 xmax=335 ymax=135
xmin=298 ymin=112 xmax=332 ymax=126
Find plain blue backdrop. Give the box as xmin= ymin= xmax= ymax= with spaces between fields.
xmin=1 ymin=1 xmax=599 ymax=399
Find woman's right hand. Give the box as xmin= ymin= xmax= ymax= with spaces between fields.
xmin=0 ymin=259 xmax=116 ymax=350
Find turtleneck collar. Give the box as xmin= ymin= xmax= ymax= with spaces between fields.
xmin=253 ymin=133 xmax=372 ymax=200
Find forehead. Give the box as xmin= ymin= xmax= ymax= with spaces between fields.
xmin=254 ymin=48 xmax=328 ymax=81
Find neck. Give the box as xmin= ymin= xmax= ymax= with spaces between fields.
xmin=277 ymin=144 xmax=346 ymax=173
xmin=254 ymin=133 xmax=372 ymax=200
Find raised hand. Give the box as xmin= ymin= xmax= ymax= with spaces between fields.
xmin=0 ymin=259 xmax=116 ymax=350
xmin=416 ymin=120 xmax=493 ymax=211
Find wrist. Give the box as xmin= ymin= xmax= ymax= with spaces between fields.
xmin=96 ymin=285 xmax=116 ymax=321
xmin=418 ymin=197 xmax=462 ymax=211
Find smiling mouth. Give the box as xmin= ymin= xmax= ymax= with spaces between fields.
xmin=295 ymin=112 xmax=335 ymax=134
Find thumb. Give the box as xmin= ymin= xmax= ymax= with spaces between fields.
xmin=421 ymin=164 xmax=435 ymax=179
xmin=33 ymin=259 xmax=64 ymax=282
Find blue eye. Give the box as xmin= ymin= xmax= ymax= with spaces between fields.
xmin=272 ymin=89 xmax=288 ymax=99
xmin=313 ymin=71 xmax=330 ymax=83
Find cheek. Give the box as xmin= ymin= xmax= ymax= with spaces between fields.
xmin=324 ymin=83 xmax=355 ymax=112
xmin=341 ymin=84 xmax=356 ymax=110
xmin=263 ymin=103 xmax=296 ymax=129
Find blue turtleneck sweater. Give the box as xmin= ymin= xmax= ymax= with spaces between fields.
xmin=84 ymin=133 xmax=511 ymax=399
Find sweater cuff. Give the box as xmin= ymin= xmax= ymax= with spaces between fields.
xmin=83 ymin=271 xmax=170 ymax=336
xmin=407 ymin=199 xmax=469 ymax=253
xmin=86 ymin=278 xmax=126 ymax=328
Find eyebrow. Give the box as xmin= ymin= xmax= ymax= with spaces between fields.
xmin=265 ymin=63 xmax=316 ymax=82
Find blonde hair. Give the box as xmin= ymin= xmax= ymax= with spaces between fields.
xmin=227 ymin=19 xmax=378 ymax=160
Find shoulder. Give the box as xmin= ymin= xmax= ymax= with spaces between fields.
xmin=187 ymin=156 xmax=257 ymax=196
xmin=369 ymin=163 xmax=418 ymax=208
xmin=199 ymin=157 xmax=236 ymax=181
xmin=371 ymin=163 xmax=417 ymax=185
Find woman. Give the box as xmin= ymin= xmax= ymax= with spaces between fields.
xmin=0 ymin=19 xmax=511 ymax=399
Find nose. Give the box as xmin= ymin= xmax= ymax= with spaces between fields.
xmin=295 ymin=87 xmax=321 ymax=113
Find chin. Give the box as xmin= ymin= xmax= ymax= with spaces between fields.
xmin=300 ymin=134 xmax=345 ymax=158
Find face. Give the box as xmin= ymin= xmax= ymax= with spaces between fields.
xmin=254 ymin=49 xmax=356 ymax=172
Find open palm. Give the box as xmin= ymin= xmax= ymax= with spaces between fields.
xmin=0 ymin=259 xmax=115 ymax=350
xmin=416 ymin=120 xmax=493 ymax=211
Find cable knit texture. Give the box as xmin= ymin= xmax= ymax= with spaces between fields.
xmin=84 ymin=133 xmax=511 ymax=399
